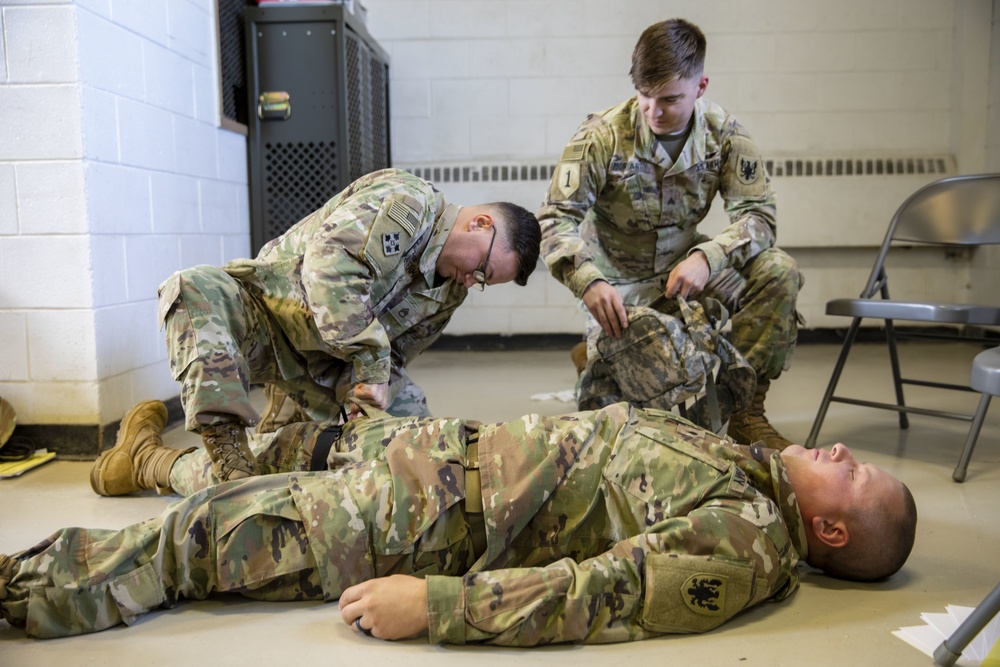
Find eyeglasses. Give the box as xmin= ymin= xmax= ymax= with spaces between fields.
xmin=471 ymin=226 xmax=496 ymax=291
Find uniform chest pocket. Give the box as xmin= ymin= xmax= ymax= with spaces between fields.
xmin=379 ymin=290 xmax=442 ymax=340
xmin=593 ymin=222 xmax=657 ymax=277
xmin=624 ymin=173 xmax=663 ymax=231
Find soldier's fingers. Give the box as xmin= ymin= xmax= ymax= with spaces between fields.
xmin=613 ymin=298 xmax=628 ymax=331
xmin=596 ymin=305 xmax=616 ymax=338
xmin=345 ymin=403 xmax=363 ymax=421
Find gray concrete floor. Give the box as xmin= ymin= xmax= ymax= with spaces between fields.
xmin=1 ymin=342 xmax=998 ymax=666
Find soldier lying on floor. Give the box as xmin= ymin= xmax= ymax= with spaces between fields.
xmin=1 ymin=400 xmax=916 ymax=643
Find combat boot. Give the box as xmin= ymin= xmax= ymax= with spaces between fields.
xmin=570 ymin=342 xmax=588 ymax=376
xmin=256 ymin=384 xmax=309 ymax=434
xmin=200 ymin=422 xmax=258 ymax=482
xmin=726 ymin=380 xmax=794 ymax=450
xmin=90 ymin=401 xmax=196 ymax=496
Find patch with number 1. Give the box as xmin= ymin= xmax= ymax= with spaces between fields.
xmin=556 ymin=162 xmax=581 ymax=198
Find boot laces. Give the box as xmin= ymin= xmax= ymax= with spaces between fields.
xmin=205 ymin=426 xmax=253 ymax=470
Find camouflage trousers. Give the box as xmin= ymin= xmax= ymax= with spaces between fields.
xmin=160 ymin=265 xmax=430 ymax=433
xmin=584 ymin=247 xmax=803 ymax=383
xmin=1 ymin=452 xmax=480 ymax=638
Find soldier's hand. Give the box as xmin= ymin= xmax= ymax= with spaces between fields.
xmin=583 ymin=280 xmax=628 ymax=338
xmin=665 ymin=251 xmax=710 ymax=299
xmin=340 ymin=575 xmax=429 ymax=640
xmin=346 ymin=382 xmax=389 ymax=420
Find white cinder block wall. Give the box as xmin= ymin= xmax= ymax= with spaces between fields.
xmin=363 ymin=0 xmax=999 ymax=336
xmin=0 ymin=0 xmax=249 ymax=427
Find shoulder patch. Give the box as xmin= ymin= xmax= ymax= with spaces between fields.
xmin=385 ymin=197 xmax=419 ymax=235
xmin=554 ymin=162 xmax=581 ymax=199
xmin=641 ymin=553 xmax=754 ymax=633
xmin=724 ymin=135 xmax=767 ymax=198
xmin=736 ymin=154 xmax=761 ymax=186
xmin=560 ymin=141 xmax=588 ymax=162
xmin=363 ymin=194 xmax=418 ymax=278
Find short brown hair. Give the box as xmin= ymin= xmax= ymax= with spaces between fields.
xmin=630 ymin=19 xmax=707 ymax=92
xmin=820 ymin=482 xmax=918 ymax=582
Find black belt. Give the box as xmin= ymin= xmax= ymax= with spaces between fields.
xmin=309 ymin=424 xmax=342 ymax=471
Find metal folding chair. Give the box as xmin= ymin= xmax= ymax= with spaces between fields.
xmin=806 ymin=174 xmax=1000 ymax=481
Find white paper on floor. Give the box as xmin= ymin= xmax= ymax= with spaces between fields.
xmin=529 ymin=389 xmax=576 ymax=403
xmin=893 ymin=604 xmax=1000 ymax=666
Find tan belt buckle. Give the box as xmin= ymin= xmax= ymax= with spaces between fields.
xmin=464 ymin=440 xmax=483 ymax=514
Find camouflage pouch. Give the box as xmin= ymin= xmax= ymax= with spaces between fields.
xmin=582 ymin=296 xmax=756 ymax=432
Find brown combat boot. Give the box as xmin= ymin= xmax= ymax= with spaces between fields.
xmin=200 ymin=422 xmax=258 ymax=482
xmin=570 ymin=342 xmax=588 ymax=376
xmin=726 ymin=380 xmax=794 ymax=450
xmin=256 ymin=384 xmax=309 ymax=434
xmin=90 ymin=401 xmax=195 ymax=496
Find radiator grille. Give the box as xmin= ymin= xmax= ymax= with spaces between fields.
xmin=400 ymin=155 xmax=954 ymax=183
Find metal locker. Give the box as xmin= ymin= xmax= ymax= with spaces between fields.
xmin=245 ymin=4 xmax=390 ymax=255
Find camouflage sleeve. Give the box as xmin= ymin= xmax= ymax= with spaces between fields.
xmin=425 ymin=501 xmax=791 ymax=646
xmin=691 ymin=117 xmax=778 ymax=277
xmin=536 ymin=117 xmax=614 ymax=299
xmin=302 ymin=180 xmax=433 ymax=385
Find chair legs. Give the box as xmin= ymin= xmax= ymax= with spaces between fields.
xmin=884 ymin=319 xmax=910 ymax=429
xmin=953 ymin=393 xmax=992 ymax=483
xmin=806 ymin=317 xmax=863 ymax=448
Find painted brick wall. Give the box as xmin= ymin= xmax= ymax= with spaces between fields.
xmin=0 ymin=0 xmax=250 ymax=426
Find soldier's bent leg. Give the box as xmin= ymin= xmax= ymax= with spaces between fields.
xmin=703 ymin=248 xmax=802 ymax=381
xmin=0 ymin=476 xmax=324 ymax=638
xmin=703 ymin=248 xmax=803 ymax=449
xmin=256 ymin=384 xmax=311 ymax=433
xmin=160 ymin=266 xmax=281 ymax=480
xmin=160 ymin=266 xmax=275 ymax=432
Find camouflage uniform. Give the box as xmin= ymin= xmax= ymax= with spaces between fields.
xmin=159 ymin=168 xmax=467 ymax=432
xmin=1 ymin=404 xmax=808 ymax=643
xmin=539 ymin=97 xmax=803 ymax=382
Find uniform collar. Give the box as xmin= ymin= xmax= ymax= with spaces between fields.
xmin=419 ymin=202 xmax=461 ymax=285
xmin=632 ymin=97 xmax=710 ymax=172
xmin=736 ymin=443 xmax=810 ymax=563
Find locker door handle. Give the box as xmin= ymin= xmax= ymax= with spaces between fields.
xmin=258 ymin=91 xmax=291 ymax=120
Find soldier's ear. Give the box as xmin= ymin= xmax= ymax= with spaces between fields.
xmin=811 ymin=515 xmax=849 ymax=549
xmin=467 ymin=213 xmax=494 ymax=232
xmin=696 ymin=75 xmax=709 ymax=98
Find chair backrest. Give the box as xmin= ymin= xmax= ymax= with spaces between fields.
xmin=862 ymin=173 xmax=1000 ymax=298
xmin=893 ymin=173 xmax=1000 ymax=245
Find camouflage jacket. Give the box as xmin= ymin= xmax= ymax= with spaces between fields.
xmin=538 ymin=97 xmax=778 ymax=303
xmin=289 ymin=403 xmax=807 ymax=646
xmin=223 ymin=169 xmax=467 ymax=386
